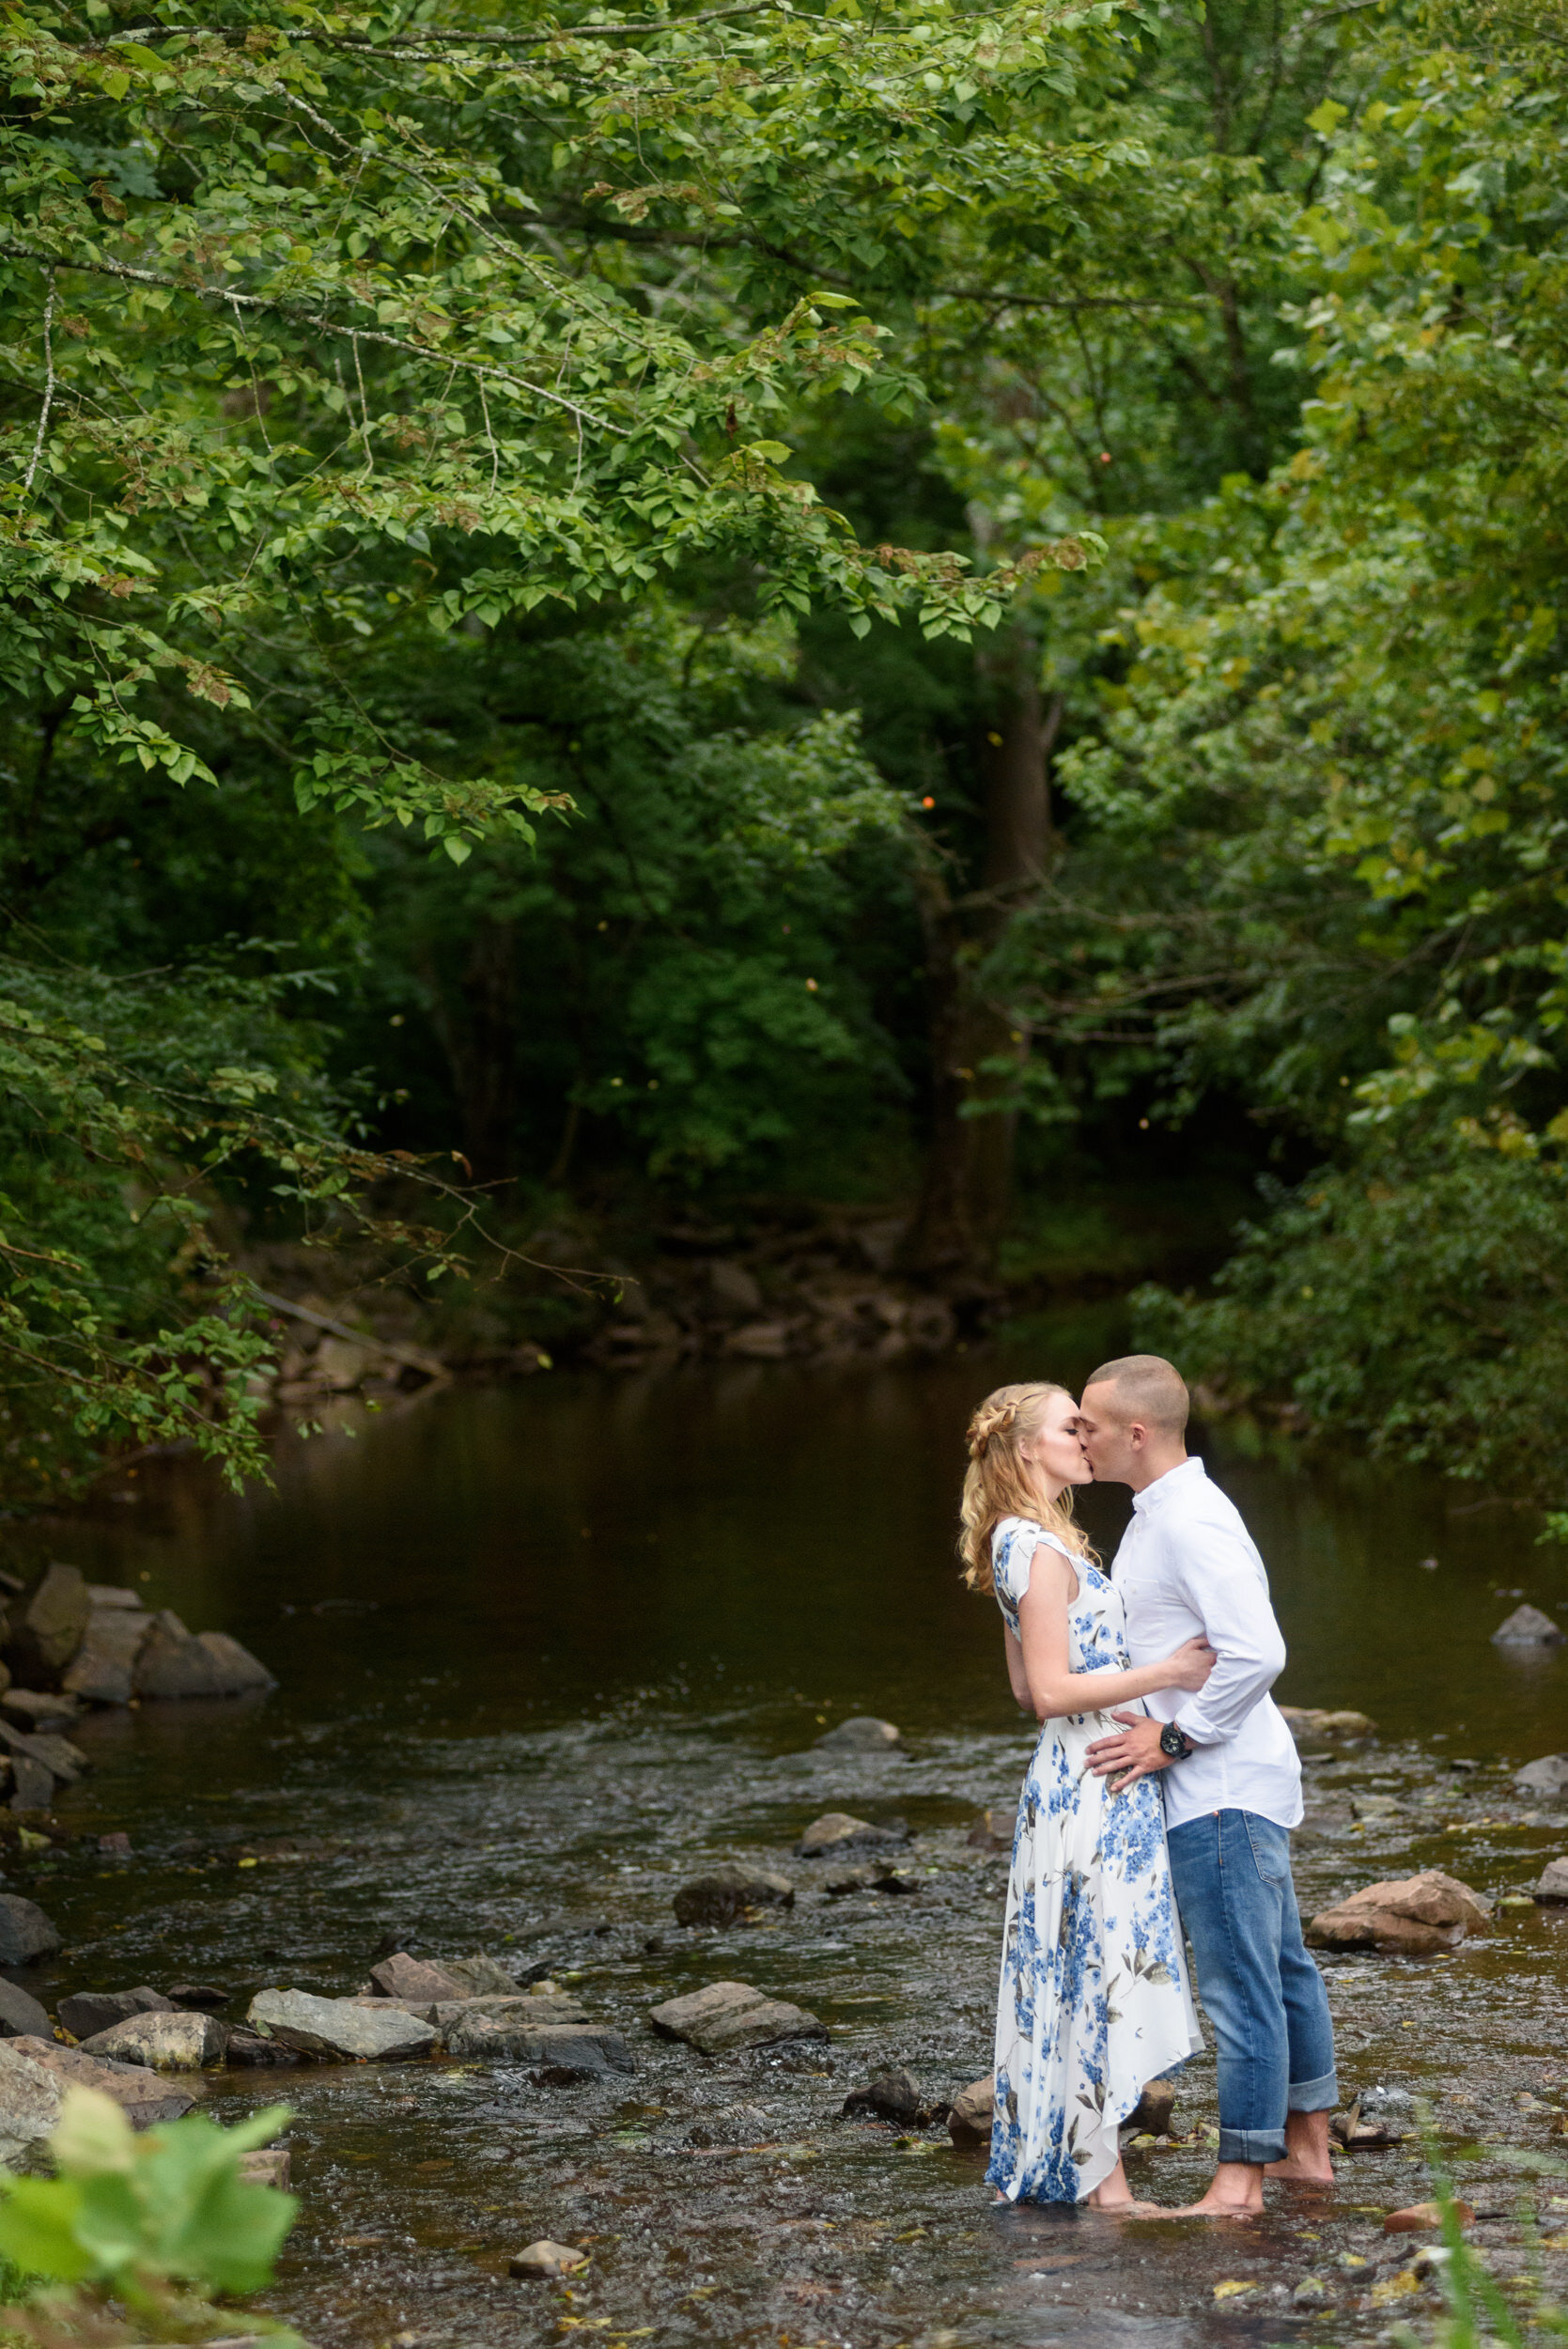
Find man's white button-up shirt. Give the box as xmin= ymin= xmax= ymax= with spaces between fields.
xmin=1111 ymin=1455 xmax=1302 ymax=1833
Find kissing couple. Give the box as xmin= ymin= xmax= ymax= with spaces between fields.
xmin=960 ymin=1354 xmax=1338 ymax=2217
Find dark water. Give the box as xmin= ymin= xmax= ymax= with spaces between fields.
xmin=13 ymin=1340 xmax=1568 ymax=2349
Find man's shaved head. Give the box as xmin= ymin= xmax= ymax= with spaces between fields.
xmin=1083 ymin=1353 xmax=1190 ymax=1437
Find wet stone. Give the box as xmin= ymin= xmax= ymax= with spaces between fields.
xmin=58 ymin=1986 xmax=174 ymax=2040
xmin=842 ymin=2067 xmax=931 ymax=2126
xmin=368 ymin=1951 xmax=467 ymax=2002
xmin=8 ymin=2036 xmax=195 ymax=2126
xmin=8 ymin=1755 xmax=53 ymax=1812
xmin=225 ymin=2028 xmax=303 ymax=2067
xmin=966 ymin=1807 xmax=1013 ymax=1852
xmin=1492 ymin=1604 xmax=1564 ymax=1645
xmin=443 ymin=2015 xmax=634 ymax=2072
xmin=8 ymin=1563 xmax=90 ymax=1683
xmin=823 ymin=1862 xmax=920 ymax=1896
xmin=0 ymin=1981 xmax=51 ymax=2040
xmin=247 ymin=1987 xmax=438 ymax=2061
xmin=796 ymin=1812 xmax=908 ymax=1859
xmin=0 ymin=1895 xmax=61 ymax=1965
xmin=80 ymin=2011 xmax=226 ymax=2071
xmin=0 ymin=2039 xmax=65 ymax=2170
xmin=0 ymin=1690 xmax=82 ymax=1730
xmin=442 ymin=1952 xmax=521 ymax=1996
xmin=1533 ymin=1856 xmax=1568 ymax=1901
xmin=947 ymin=2073 xmax=995 ymax=2147
xmin=1515 ymin=1753 xmax=1568 ymax=1798
xmin=1279 ymin=1705 xmax=1378 ymax=1740
xmin=509 ymin=2241 xmax=588 ymax=2279
xmin=1126 ymin=2077 xmax=1178 ymax=2136
xmin=63 ymin=1606 xmax=152 ymax=1704
xmin=648 ymin=1980 xmax=828 ymax=2055
xmin=685 ymin=2101 xmax=776 ymax=2146
xmin=813 ymin=1716 xmax=902 ymax=1753
xmin=1306 ymin=1869 xmax=1491 ymax=1954
xmin=674 ymin=1863 xmax=795 ymax=1928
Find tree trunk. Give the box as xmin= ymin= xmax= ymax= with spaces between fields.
xmin=908 ymin=639 xmax=1061 ymax=1273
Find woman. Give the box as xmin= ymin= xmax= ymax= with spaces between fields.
xmin=960 ymin=1381 xmax=1211 ymax=2211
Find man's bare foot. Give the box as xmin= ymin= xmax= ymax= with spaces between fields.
xmin=1265 ymin=2154 xmax=1336 ymax=2186
xmin=1266 ymin=2111 xmax=1334 ymax=2186
xmin=1171 ymin=2161 xmax=1265 ymax=2218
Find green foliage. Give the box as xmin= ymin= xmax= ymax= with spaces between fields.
xmin=0 ymin=2087 xmax=300 ymax=2346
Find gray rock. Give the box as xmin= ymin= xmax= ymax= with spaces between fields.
xmin=0 ymin=1690 xmax=82 ymax=1730
xmin=824 ymin=1861 xmax=919 ymax=1896
xmin=247 ymin=1987 xmax=438 ymax=2061
xmin=444 ymin=2015 xmax=634 ymax=2072
xmin=0 ymin=2039 xmax=65 ymax=2170
xmin=674 ymin=1865 xmax=794 ymax=1928
xmin=164 ymin=1983 xmax=229 ymax=2010
xmin=450 ymin=1993 xmax=590 ymax=2028
xmin=8 ymin=1756 xmax=54 ymax=1812
xmin=0 ymin=1983 xmax=50 ymax=2041
xmin=85 ymin=1585 xmax=142 ymax=1610
xmin=0 ymin=1896 xmax=60 ymax=1965
xmin=842 ymin=2068 xmax=928 ymax=2125
xmin=708 ymin=1260 xmax=762 ymax=1315
xmin=1126 ymin=2077 xmax=1177 ymax=2136
xmin=648 ymin=1980 xmax=828 ymax=2056
xmin=8 ymin=2036 xmax=195 ymax=2126
xmin=1493 ymin=1604 xmax=1563 ymax=1645
xmin=1514 ymin=1753 xmax=1568 ymax=1797
xmin=442 ymin=1952 xmax=520 ymax=1997
xmin=80 ymin=2012 xmax=226 ymax=2071
xmin=946 ymin=2073 xmax=995 ymax=2147
xmin=194 ymin=1632 xmax=276 ymax=1695
xmin=813 ymin=1716 xmax=902 ymax=1753
xmin=966 ymin=1807 xmax=1014 ymax=1852
xmin=224 ymin=2028 xmax=303 ymax=2067
xmin=8 ymin=1563 xmax=90 ymax=1683
xmin=238 ymin=2147 xmax=291 ymax=2188
xmin=133 ymin=1612 xmax=274 ymax=1701
xmin=1532 ymin=1855 xmax=1568 ymax=1903
xmin=58 ymin=1987 xmax=174 ymax=2040
xmin=23 ymin=1732 xmax=86 ymax=1785
xmin=368 ymin=1952 xmax=467 ymax=2003
xmin=63 ymin=1607 xmax=153 ymax=1704
xmin=509 ymin=2241 xmax=588 ymax=2279
xmin=796 ymin=1812 xmax=908 ymax=1859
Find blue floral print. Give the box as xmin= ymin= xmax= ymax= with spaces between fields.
xmin=986 ymin=1517 xmax=1203 ymax=2203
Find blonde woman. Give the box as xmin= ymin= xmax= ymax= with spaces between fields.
xmin=961 ymin=1382 xmax=1210 ymax=2210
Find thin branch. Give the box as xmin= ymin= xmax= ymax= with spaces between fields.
xmin=0 ymin=242 xmax=621 ymax=434
xmin=100 ymin=6 xmax=785 ymax=48
xmin=22 ymin=268 xmax=56 ymax=495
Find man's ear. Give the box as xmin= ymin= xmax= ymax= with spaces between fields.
xmin=1127 ymin=1419 xmax=1148 ymax=1449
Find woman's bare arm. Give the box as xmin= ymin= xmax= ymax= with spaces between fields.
xmin=1017 ymin=1545 xmax=1213 ymax=1721
xmin=1003 ymin=1624 xmax=1032 ymax=1711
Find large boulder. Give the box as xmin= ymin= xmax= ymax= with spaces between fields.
xmin=813 ymin=1717 xmax=902 ymax=1754
xmin=8 ymin=1564 xmax=90 ymax=1684
xmin=648 ymin=1980 xmax=828 ymax=2055
xmin=247 ymin=1986 xmax=437 ymax=2061
xmin=0 ymin=1895 xmax=61 ymax=1966
xmin=673 ymin=1865 xmax=794 ymax=1928
xmin=0 ymin=2040 xmax=65 ymax=2170
xmin=443 ymin=2015 xmax=634 ymax=2072
xmin=1306 ymin=1870 xmax=1491 ymax=1956
xmin=1492 ymin=1604 xmax=1564 ymax=1646
xmin=8 ymin=2038 xmax=195 ymax=2126
xmin=1532 ymin=1856 xmax=1568 ymax=1903
xmin=63 ymin=1607 xmax=153 ymax=1704
xmin=368 ymin=1952 xmax=467 ymax=2003
xmin=0 ymin=1981 xmax=52 ymax=2040
xmin=1514 ymin=1753 xmax=1568 ymax=1798
xmin=946 ymin=2074 xmax=995 ymax=2148
xmin=80 ymin=2012 xmax=226 ymax=2071
xmin=133 ymin=1612 xmax=274 ymax=1701
xmin=58 ymin=1986 xmax=174 ymax=2042
xmin=796 ymin=1812 xmax=908 ymax=1859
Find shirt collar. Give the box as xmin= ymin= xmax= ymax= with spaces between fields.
xmin=1130 ymin=1455 xmax=1206 ymax=1516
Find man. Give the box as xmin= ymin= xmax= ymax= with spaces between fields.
xmin=1076 ymin=1353 xmax=1336 ymax=2217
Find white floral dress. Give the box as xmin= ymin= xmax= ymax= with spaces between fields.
xmin=987 ymin=1516 xmax=1203 ymax=2203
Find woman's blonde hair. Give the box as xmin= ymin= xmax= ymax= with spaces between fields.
xmin=958 ymin=1381 xmax=1099 ymax=1595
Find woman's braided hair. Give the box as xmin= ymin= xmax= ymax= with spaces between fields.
xmin=958 ymin=1380 xmax=1098 ymax=1595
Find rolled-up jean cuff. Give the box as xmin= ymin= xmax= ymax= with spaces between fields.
xmin=1288 ymin=2072 xmax=1339 ymax=2113
xmin=1218 ymin=2125 xmax=1287 ymax=2167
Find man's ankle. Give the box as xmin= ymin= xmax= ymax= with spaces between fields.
xmin=1209 ymin=2160 xmax=1265 ymax=2209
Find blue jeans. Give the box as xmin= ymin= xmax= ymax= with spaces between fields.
xmin=1166 ymin=1810 xmax=1338 ymax=2167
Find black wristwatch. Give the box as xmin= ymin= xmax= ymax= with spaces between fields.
xmin=1159 ymin=1720 xmax=1195 ymax=1763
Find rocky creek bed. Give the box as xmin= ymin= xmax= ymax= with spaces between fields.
xmin=8 ymin=1357 xmax=1568 ymax=2349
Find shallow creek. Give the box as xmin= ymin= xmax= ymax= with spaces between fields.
xmin=9 ymin=1341 xmax=1568 ymax=2349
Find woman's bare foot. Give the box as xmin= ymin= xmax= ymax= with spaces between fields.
xmin=1087 ymin=2195 xmax=1166 ymax=2217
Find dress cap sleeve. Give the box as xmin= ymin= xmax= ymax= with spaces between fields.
xmin=993 ymin=1517 xmax=1076 ymax=1610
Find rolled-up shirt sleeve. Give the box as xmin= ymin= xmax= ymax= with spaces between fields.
xmin=1169 ymin=1527 xmax=1287 ymax=1746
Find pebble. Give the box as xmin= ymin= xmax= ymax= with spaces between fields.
xmin=509 ymin=2241 xmax=588 ymax=2279
xmin=1386 ymin=2201 xmax=1474 ymax=2232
